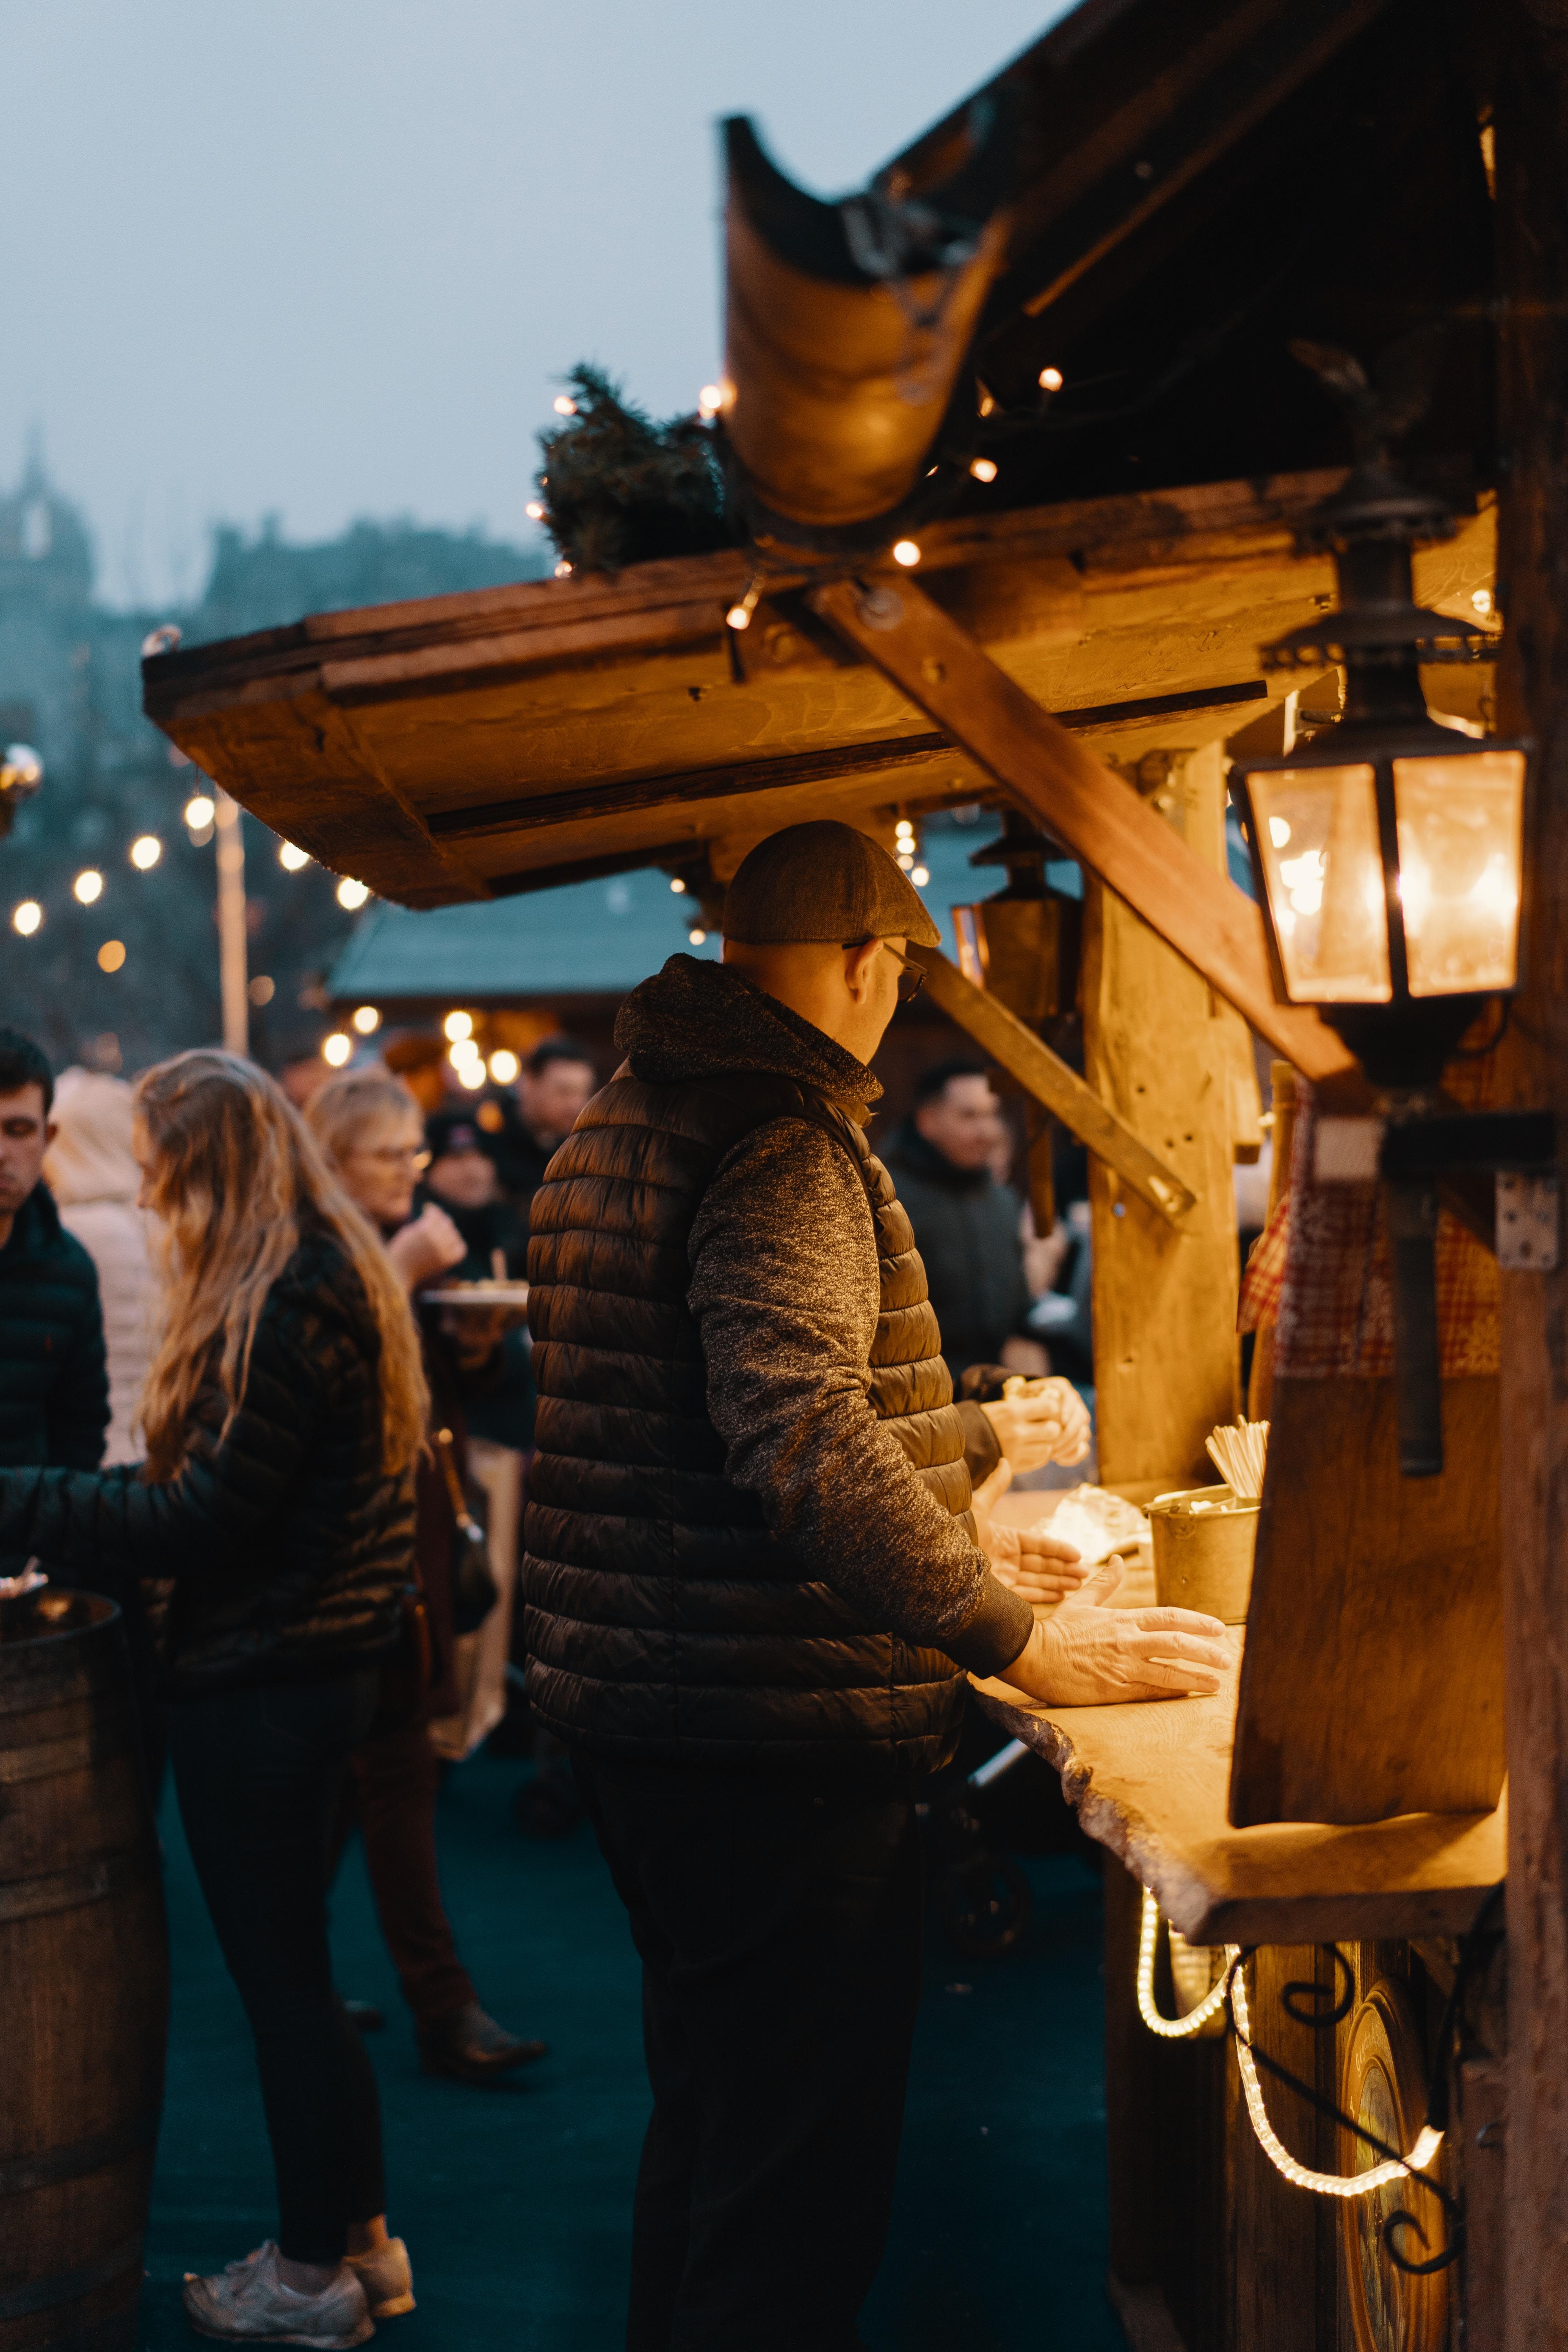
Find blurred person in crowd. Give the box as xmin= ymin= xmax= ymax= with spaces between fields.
xmin=0 ymin=1049 xmax=423 ymax=2345
xmin=882 ymin=1058 xmax=1038 ymax=1381
xmin=421 ymin=1107 xmax=533 ymax=1457
xmin=45 ymin=1067 xmax=155 ymax=1466
xmin=524 ymin=821 xmax=1225 ymax=2350
xmin=0 ymin=1031 xmax=108 ymax=1555
xmin=43 ymin=1063 xmax=167 ymax=1789
xmin=490 ymin=1036 xmax=597 ymax=1224
xmin=308 ymin=1070 xmax=544 ymax=2084
xmin=269 ymin=1026 xmax=332 ymax=1112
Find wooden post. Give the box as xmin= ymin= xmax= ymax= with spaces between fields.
xmin=213 ymin=787 xmax=249 ymax=1058
xmin=1083 ymin=745 xmax=1244 ymax=1485
xmin=1494 ymin=13 xmax=1568 ymax=2341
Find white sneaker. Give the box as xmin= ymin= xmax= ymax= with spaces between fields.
xmin=345 ymin=2239 xmax=415 ymax=2319
xmin=181 ymin=2240 xmax=374 ymax=2345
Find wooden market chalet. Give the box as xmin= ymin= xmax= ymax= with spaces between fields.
xmin=137 ymin=2 xmax=1568 ymax=2346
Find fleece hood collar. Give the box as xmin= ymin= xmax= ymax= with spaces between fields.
xmin=615 ymin=955 xmax=882 ymax=1108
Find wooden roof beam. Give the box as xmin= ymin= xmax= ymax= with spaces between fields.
xmin=808 ymin=572 xmax=1363 ymax=1099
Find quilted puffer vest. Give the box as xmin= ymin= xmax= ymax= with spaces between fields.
xmin=523 ymin=1069 xmax=974 ymax=1776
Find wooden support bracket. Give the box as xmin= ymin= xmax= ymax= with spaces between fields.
xmin=808 ymin=574 xmax=1365 ymax=1101
xmin=909 ymin=944 xmax=1196 ymax=1224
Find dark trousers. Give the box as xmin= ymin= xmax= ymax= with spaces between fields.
xmin=167 ymin=1669 xmax=387 ymax=2266
xmin=574 ymin=1757 xmax=924 ymax=2352
xmin=345 ymin=1714 xmax=475 ymax=2026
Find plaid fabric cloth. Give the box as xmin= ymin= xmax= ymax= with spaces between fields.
xmin=1238 ymin=1078 xmax=1498 ymax=1377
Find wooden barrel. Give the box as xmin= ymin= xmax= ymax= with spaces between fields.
xmin=0 ymin=1590 xmax=168 ymax=2352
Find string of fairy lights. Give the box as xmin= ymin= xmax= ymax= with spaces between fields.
xmin=1135 ymin=1887 xmax=1445 ymax=2200
xmin=6 ymin=789 xmax=372 ymax=984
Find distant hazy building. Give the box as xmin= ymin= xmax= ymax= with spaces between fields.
xmin=0 ymin=459 xmax=543 ymax=1073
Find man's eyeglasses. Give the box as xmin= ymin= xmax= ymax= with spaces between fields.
xmin=846 ymin=940 xmax=926 ymax=1004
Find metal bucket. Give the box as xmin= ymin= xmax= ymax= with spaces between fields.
xmin=1149 ymin=1485 xmax=1259 ymax=1624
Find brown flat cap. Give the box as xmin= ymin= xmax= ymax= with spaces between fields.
xmin=722 ymin=821 xmax=942 ymax=948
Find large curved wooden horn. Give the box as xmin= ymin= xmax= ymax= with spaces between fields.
xmin=720 ymin=114 xmax=1012 ymax=540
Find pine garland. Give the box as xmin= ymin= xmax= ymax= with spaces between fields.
xmin=535 ymin=365 xmax=735 ymax=576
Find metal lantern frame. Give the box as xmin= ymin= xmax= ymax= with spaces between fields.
xmin=1230 ymin=455 xmax=1549 ymax=1477
xmin=1233 ymin=462 xmax=1529 ymax=1093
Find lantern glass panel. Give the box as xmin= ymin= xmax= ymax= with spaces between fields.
xmin=1245 ymin=763 xmax=1391 ymax=1002
xmin=1392 ymin=749 xmax=1526 ymax=997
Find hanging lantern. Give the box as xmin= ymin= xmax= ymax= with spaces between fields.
xmin=1230 ymin=338 xmax=1547 ymax=1478
xmin=1232 ymin=466 xmax=1526 ymax=1092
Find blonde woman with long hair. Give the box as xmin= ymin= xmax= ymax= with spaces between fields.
xmin=0 ymin=1051 xmax=426 ymax=2348
xmin=305 ymin=1067 xmax=544 ymax=2087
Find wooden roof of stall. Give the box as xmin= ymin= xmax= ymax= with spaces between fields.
xmin=143 ymin=478 xmax=1495 ymax=909
xmin=141 ymin=0 xmax=1498 ymax=907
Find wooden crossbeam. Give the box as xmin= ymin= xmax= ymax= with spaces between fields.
xmin=809 ymin=574 xmax=1364 ymax=1100
xmin=910 ymin=945 xmax=1196 ymax=1225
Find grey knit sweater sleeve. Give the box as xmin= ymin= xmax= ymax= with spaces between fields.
xmin=687 ymin=1118 xmax=1034 ymax=1677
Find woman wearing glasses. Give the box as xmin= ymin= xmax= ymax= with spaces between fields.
xmin=306 ymin=1069 xmax=544 ymax=2089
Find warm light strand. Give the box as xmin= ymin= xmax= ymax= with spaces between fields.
xmin=1135 ymin=1889 xmax=1234 ymax=2039
xmin=1138 ymin=1889 xmax=1444 ymax=2196
xmin=1229 ymin=1930 xmax=1443 ymax=2196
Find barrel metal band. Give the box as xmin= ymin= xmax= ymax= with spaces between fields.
xmin=0 ymin=1849 xmax=154 ymax=1924
xmin=0 ymin=2230 xmax=143 ymax=2319
xmin=0 ymin=2107 xmax=160 ymax=2198
xmin=0 ymin=1659 xmax=118 ymax=1720
xmin=0 ymin=1722 xmax=127 ymax=1786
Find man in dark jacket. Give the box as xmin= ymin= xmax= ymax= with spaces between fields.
xmin=0 ymin=1030 xmax=108 ymax=1560
xmin=489 ymin=1035 xmax=597 ymax=1232
xmin=523 ymin=822 xmax=1226 ymax=2352
xmin=882 ymin=1056 xmax=1035 ymax=1382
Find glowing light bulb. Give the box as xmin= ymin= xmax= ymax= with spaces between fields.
xmin=525 ymin=500 xmax=546 ymax=521
xmin=1472 ymin=588 xmax=1493 ymax=615
xmin=554 ymin=559 xmax=573 ymax=579
xmin=130 ymin=835 xmax=162 ymax=870
xmin=727 ymin=582 xmax=760 ymax=632
xmin=898 ymin=854 xmax=915 ymax=872
xmin=688 ymin=927 xmax=708 ymax=946
xmin=969 ymin=457 xmax=998 ymax=483
xmin=911 ymin=865 xmax=929 ymax=887
xmin=73 ymin=869 xmax=103 ymax=905
xmin=12 ymin=900 xmax=41 ymax=936
xmin=698 ymin=383 xmax=724 ymax=416
xmin=97 ymin=939 xmax=125 ymax=973
xmin=279 ymin=841 xmax=310 ymax=871
xmin=322 ymin=1033 xmax=352 ymax=1067
xmin=184 ymin=795 xmax=215 ymax=830
xmin=1039 ymin=367 xmax=1064 ymax=392
xmin=553 ymin=394 xmax=577 ymax=416
xmin=336 ymin=877 xmax=370 ymax=911
xmin=895 ymin=820 xmax=915 ymax=840
xmin=352 ymin=1005 xmax=381 ymax=1035
xmin=1268 ymin=817 xmax=1292 ymax=848
xmin=443 ymin=1011 xmax=474 ymax=1042
xmin=892 ymin=540 xmax=921 ymax=568
xmin=488 ymin=1049 xmax=521 ymax=1084
xmin=670 ymin=877 xmax=687 ymax=893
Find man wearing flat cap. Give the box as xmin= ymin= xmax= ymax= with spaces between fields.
xmin=523 ymin=820 xmax=1225 ymax=2351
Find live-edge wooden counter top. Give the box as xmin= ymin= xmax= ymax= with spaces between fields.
xmin=972 ymin=1493 xmax=1504 ymax=1947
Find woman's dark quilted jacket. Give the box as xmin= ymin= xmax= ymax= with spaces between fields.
xmin=523 ymin=954 xmax=1033 ymax=1778
xmin=0 ymin=1227 xmax=413 ymax=1695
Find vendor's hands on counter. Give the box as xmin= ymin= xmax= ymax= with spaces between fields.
xmin=986 ymin=1521 xmax=1089 ymax=1607
xmin=980 ymin=1377 xmax=1091 ymax=1474
xmin=997 ymin=1558 xmax=1227 ymax=1707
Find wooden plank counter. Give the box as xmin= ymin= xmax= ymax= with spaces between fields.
xmin=974 ymin=1493 xmax=1504 ymax=1945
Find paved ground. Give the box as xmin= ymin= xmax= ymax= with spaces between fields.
xmin=138 ymin=1749 xmax=1122 ymax=2351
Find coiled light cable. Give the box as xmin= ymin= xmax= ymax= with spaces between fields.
xmin=1138 ymin=1889 xmax=1443 ymax=2195
xmin=1229 ymin=1935 xmax=1443 ymax=2195
xmin=1136 ymin=1886 xmax=1237 ymax=2038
